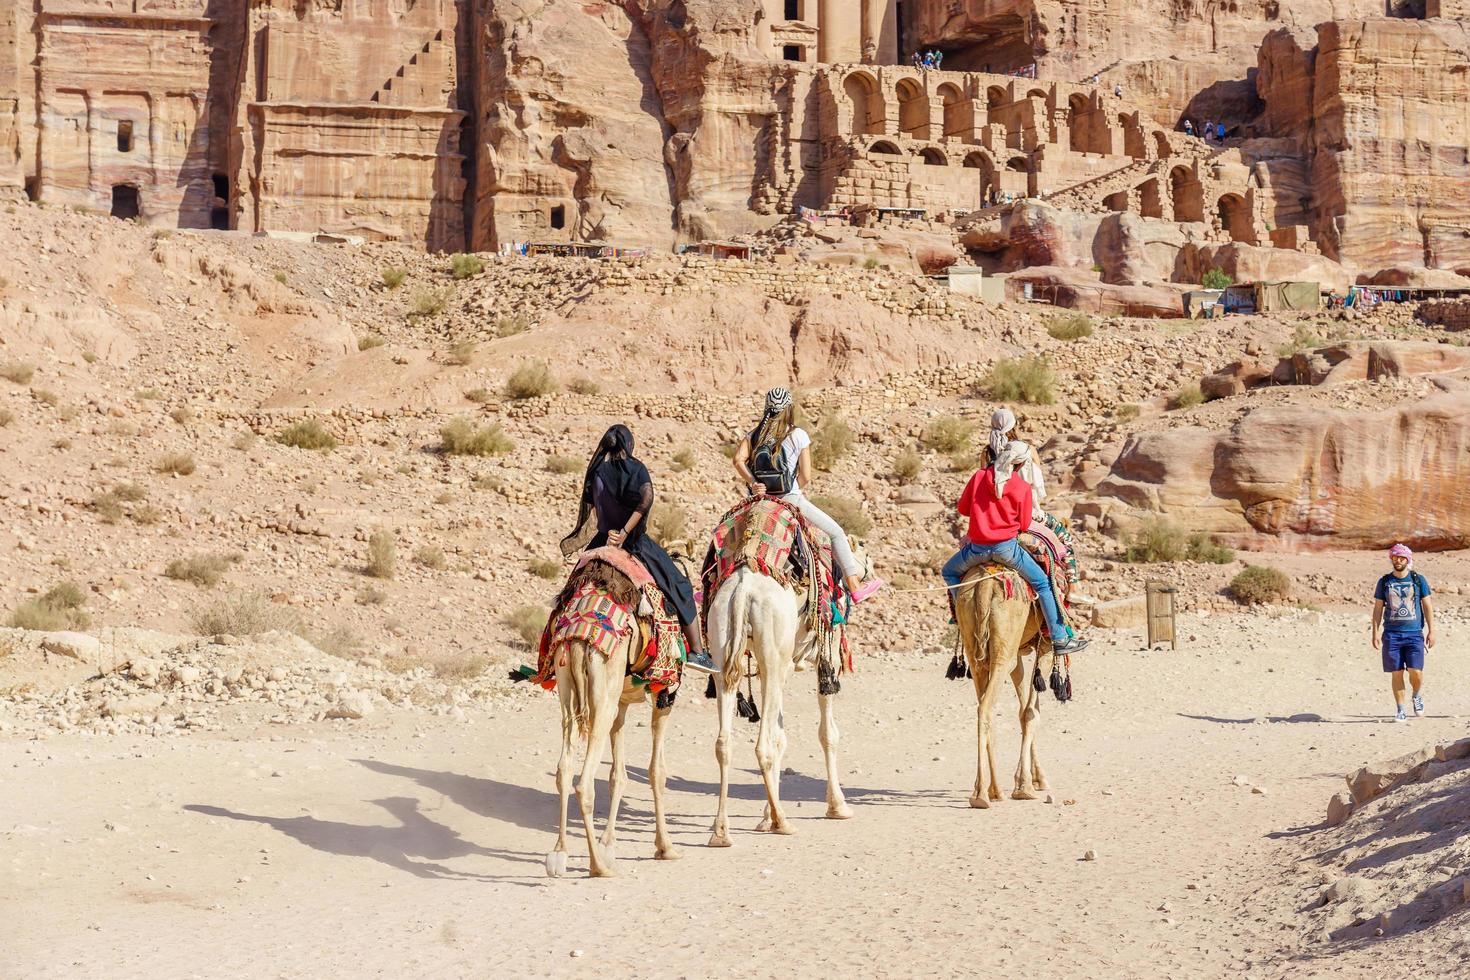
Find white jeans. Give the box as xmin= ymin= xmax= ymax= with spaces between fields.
xmin=783 ymin=492 xmax=862 ymax=579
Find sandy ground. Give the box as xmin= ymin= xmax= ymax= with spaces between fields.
xmin=5 ymin=609 xmax=1466 ymax=979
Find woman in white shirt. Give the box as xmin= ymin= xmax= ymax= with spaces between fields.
xmin=732 ymin=388 xmax=885 ymax=603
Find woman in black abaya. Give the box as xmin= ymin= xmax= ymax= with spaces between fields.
xmin=559 ymin=424 xmax=717 ymax=675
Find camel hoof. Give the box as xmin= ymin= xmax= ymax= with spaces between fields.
xmin=707 ymin=833 xmax=732 ymax=848
xmin=1012 ymin=788 xmax=1038 ymax=801
xmin=989 ymin=788 xmax=1003 ymax=802
xmin=589 ymin=863 xmax=619 ymax=879
xmin=656 ymin=847 xmax=681 ymax=861
xmin=969 ymin=795 xmax=991 ymax=810
xmin=826 ymin=804 xmax=854 ymax=820
xmin=755 ymin=818 xmax=772 ymax=833
xmin=770 ymin=822 xmax=797 ymax=836
xmin=544 ymin=851 xmax=568 ymax=878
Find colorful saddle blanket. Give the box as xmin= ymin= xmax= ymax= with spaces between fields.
xmin=701 ymin=497 xmax=851 ymax=675
xmin=521 ymin=550 xmax=686 ymax=696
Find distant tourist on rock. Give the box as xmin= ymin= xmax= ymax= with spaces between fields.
xmin=1113 ymin=83 xmax=1122 ymax=98
xmin=1203 ymin=119 xmax=1215 ymax=141
xmin=1183 ymin=119 xmax=1194 ymax=137
xmin=1216 ymin=121 xmax=1226 ymax=141
xmin=1372 ymin=543 xmax=1435 ymax=722
xmin=934 ymin=50 xmax=944 ymax=69
xmin=732 ymin=388 xmax=885 ymax=604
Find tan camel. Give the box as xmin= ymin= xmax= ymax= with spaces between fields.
xmin=955 ymin=568 xmax=1056 ymax=808
xmin=705 ymin=565 xmax=852 ymax=846
xmin=546 ymin=613 xmax=678 ymax=878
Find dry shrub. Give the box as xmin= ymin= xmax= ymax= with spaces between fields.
xmin=1171 ymin=384 xmax=1206 ymax=410
xmin=113 ymin=482 xmax=147 ymax=503
xmin=9 ymin=582 xmax=90 ymax=631
xmin=647 ymin=503 xmax=689 ymax=545
xmin=132 ymin=505 xmax=163 ymax=526
xmin=809 ymin=494 xmax=872 ymax=538
xmin=1125 ymin=517 xmax=1233 ymax=564
xmin=0 ymin=408 xmax=12 ymax=427
xmin=189 ymin=591 xmax=299 ymax=636
xmin=1276 ymin=324 xmax=1326 ymax=357
xmin=921 ymin=416 xmax=974 ymax=454
xmin=566 ymin=377 xmax=600 ymax=396
xmin=444 ymin=340 xmax=477 ymax=366
xmin=414 ymin=545 xmax=447 ymax=570
xmin=90 ymin=490 xmax=125 ymax=523
xmin=156 ymin=453 xmax=197 ymax=476
xmin=506 ymin=605 xmax=550 ymax=647
xmin=366 ymin=531 xmax=397 ymax=579
xmin=1229 ymin=565 xmax=1291 ymax=605
xmin=169 ymin=405 xmax=195 ymax=425
xmin=1115 ymin=403 xmax=1141 ymax=421
xmin=892 ymin=449 xmax=922 ymax=483
xmin=356 ymin=585 xmax=388 ymax=606
xmin=527 ymin=557 xmax=562 ymax=580
xmin=380 ymin=267 xmax=407 ymax=290
xmin=495 ymin=316 xmax=528 ymax=338
xmin=504 ymin=360 xmax=557 ymax=400
xmin=358 ymin=334 xmax=387 ymax=351
xmin=276 ymin=418 xmax=338 ymax=451
xmin=464 ymin=387 xmax=491 ymax=404
xmin=449 ymin=253 xmax=484 ymax=280
xmin=409 ymin=287 xmax=452 ymax=318
xmin=811 ymin=415 xmax=853 ymax=471
xmin=31 ymin=388 xmax=59 ymax=407
xmin=0 ymin=362 xmax=35 ymax=384
xmin=672 ymin=447 xmax=696 ymax=473
xmin=432 ymin=652 xmax=489 ymax=681
xmin=1046 ymin=312 xmax=1094 ymax=341
xmin=136 ymin=388 xmax=163 ymax=400
xmin=165 ymin=553 xmax=239 ymax=588
xmin=983 ymin=356 xmax=1056 ymax=405
xmin=440 ymin=416 xmax=513 ymax=456
xmin=545 ymin=455 xmax=582 ymax=475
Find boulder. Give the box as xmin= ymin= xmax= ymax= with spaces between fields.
xmin=1091 ymin=596 xmax=1147 ymax=629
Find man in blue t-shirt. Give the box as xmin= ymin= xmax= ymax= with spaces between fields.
xmin=1371 ymin=543 xmax=1436 ymax=721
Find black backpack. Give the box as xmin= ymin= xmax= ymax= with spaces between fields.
xmin=750 ymin=432 xmax=793 ymax=496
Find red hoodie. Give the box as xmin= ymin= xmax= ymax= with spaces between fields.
xmin=957 ymin=467 xmax=1033 ymax=545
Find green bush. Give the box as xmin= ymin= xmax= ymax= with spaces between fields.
xmin=1229 ymin=565 xmax=1291 ymax=605
xmin=449 ymin=253 xmax=484 ymax=280
xmin=1046 ymin=312 xmax=1094 ymax=341
xmin=1171 ymin=383 xmax=1205 ymax=410
xmin=276 ymin=419 xmax=338 ymax=451
xmin=811 ymin=415 xmax=853 ymax=471
xmin=506 ymin=605 xmax=550 ymax=647
xmin=9 ymin=581 xmax=90 ymax=631
xmin=982 ymin=356 xmax=1055 ymax=405
xmin=380 ymin=267 xmax=407 ymax=290
xmin=504 ymin=360 xmax=557 ymax=400
xmin=1125 ymin=517 xmax=1234 ymax=564
xmin=809 ymin=494 xmax=872 ymax=538
xmin=862 ymin=256 xmax=881 ymax=270
xmin=892 ymin=449 xmax=922 ymax=483
xmin=1276 ymin=324 xmax=1327 ymax=357
xmin=408 ymin=287 xmax=452 ymax=318
xmin=440 ymin=416 xmax=513 ymax=456
xmin=921 ymin=416 xmax=974 ymax=454
xmin=1201 ymin=268 xmax=1233 ymax=290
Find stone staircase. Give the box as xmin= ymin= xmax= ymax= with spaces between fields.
xmin=1042 ymin=158 xmax=1156 ymax=213
xmin=370 ymin=30 xmax=451 ymax=107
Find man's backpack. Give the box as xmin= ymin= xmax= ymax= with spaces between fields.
xmin=750 ymin=433 xmax=793 ymax=496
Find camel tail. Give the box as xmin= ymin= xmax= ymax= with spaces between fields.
xmin=721 ymin=573 xmax=751 ymax=689
xmin=566 ymin=642 xmax=591 ymax=741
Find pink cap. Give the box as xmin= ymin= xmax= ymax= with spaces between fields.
xmin=1389 ymin=543 xmax=1413 ymax=559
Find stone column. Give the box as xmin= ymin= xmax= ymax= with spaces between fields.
xmin=85 ymin=92 xmax=100 ymax=197
xmin=148 ymin=93 xmax=162 ymax=186
xmin=818 ymin=0 xmax=856 ymax=63
xmin=861 ymin=0 xmax=883 ymax=64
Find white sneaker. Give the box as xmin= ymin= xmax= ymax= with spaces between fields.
xmin=1395 ymin=706 xmax=1407 ymax=722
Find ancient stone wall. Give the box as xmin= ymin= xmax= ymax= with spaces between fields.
xmin=1418 ymin=298 xmax=1470 ymax=331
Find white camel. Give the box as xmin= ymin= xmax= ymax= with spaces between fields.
xmin=547 ymin=620 xmax=678 ymax=878
xmin=705 ymin=566 xmax=851 ymax=845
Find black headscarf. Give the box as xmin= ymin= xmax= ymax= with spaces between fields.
xmin=560 ymin=424 xmax=645 ymax=558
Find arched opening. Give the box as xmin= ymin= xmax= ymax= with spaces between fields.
xmin=843 ymin=72 xmax=884 ymax=136
xmin=986 ymin=86 xmax=1006 ymax=110
xmin=1103 ymin=189 xmax=1129 ymax=212
xmin=110 ymin=184 xmax=140 ymax=220
xmin=1119 ymin=114 xmax=1145 ymax=159
xmin=1153 ymin=131 xmax=1172 ymax=159
xmin=1171 ymin=166 xmax=1204 ymax=222
xmin=896 ymin=78 xmax=929 ymax=139
xmin=1005 ymin=156 xmax=1028 ymax=172
xmin=937 ymin=82 xmax=966 ymax=138
xmin=869 ymin=140 xmax=903 ymax=156
xmin=1138 ymin=179 xmax=1163 ymax=219
xmin=1026 ymin=88 xmax=1048 ymax=107
xmin=1218 ymin=193 xmax=1255 ymax=243
xmin=964 ymin=151 xmax=998 ymax=205
xmin=1067 ymin=93 xmax=1090 ymax=153
xmin=919 ymin=147 xmax=946 ymax=166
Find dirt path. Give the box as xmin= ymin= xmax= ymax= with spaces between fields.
xmin=4 ymin=611 xmax=1464 ymax=978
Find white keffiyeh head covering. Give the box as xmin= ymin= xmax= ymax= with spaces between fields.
xmin=988 ymin=408 xmax=1029 ymax=498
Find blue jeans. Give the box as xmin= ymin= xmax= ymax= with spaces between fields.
xmin=943 ymin=537 xmax=1067 ymax=642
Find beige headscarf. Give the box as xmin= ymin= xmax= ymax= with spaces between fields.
xmin=989 ymin=408 xmax=1045 ymax=507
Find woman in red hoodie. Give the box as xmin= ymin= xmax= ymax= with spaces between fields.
xmin=940 ymin=416 xmax=1088 ymax=654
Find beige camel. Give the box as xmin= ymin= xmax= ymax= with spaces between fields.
xmin=546 ymin=614 xmax=678 ymax=878
xmin=955 ymin=568 xmax=1055 ymax=808
xmin=705 ymin=566 xmax=851 ymax=846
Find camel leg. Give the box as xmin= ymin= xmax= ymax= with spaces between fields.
xmin=575 ymin=655 xmax=621 ymax=878
xmin=708 ymin=669 xmax=737 ymax=848
xmin=972 ymin=659 xmax=1006 ymax=808
xmin=754 ymin=665 xmax=795 ymax=835
xmin=968 ymin=665 xmax=990 ymax=809
xmin=600 ymin=698 xmax=631 ymax=852
xmin=547 ymin=674 xmax=575 ymax=878
xmin=649 ymin=697 xmax=679 ymax=860
xmin=1011 ymin=656 xmax=1039 ymax=800
xmin=818 ymin=691 xmax=852 ymax=819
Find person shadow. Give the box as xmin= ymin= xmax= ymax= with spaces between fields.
xmin=184 ymin=796 xmax=532 ymax=881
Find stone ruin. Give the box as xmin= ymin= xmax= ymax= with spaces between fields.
xmin=0 ymin=0 xmax=1463 ymax=285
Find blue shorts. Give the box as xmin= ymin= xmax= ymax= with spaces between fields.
xmin=1382 ymin=631 xmax=1425 ymax=673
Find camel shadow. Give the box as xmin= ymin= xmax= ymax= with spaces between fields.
xmin=642 ymin=765 xmax=951 ymax=808
xmin=184 ymin=797 xmax=526 ymax=881
xmin=1177 ymin=712 xmax=1381 ymax=726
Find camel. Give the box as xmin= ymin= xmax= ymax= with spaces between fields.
xmin=955 ymin=567 xmax=1056 ymax=808
xmin=705 ymin=564 xmax=853 ymax=845
xmin=546 ymin=597 xmax=679 ymax=878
